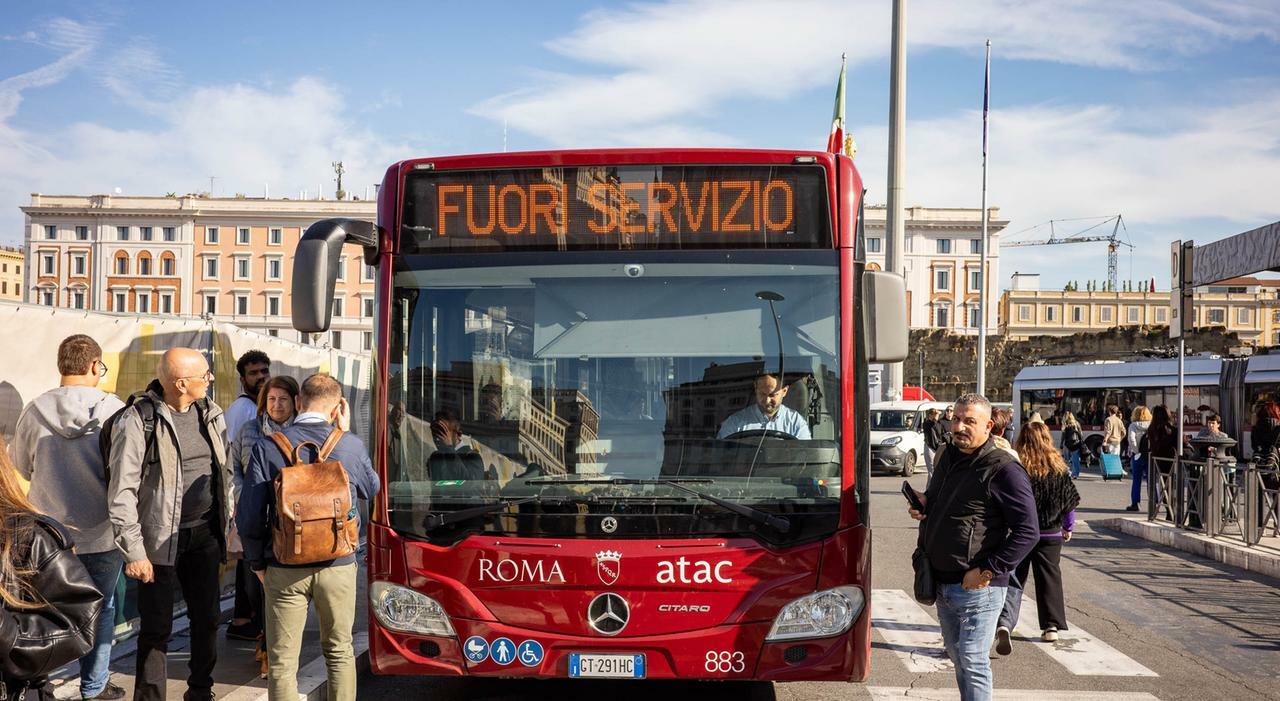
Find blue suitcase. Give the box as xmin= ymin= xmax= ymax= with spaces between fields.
xmin=1100 ymin=453 xmax=1124 ymax=481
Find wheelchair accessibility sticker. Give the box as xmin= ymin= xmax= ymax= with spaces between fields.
xmin=517 ymin=640 xmax=545 ymax=667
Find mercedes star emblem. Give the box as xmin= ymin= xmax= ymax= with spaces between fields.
xmin=587 ymin=592 xmax=630 ymax=635
xmin=601 ymin=516 xmax=618 ymax=533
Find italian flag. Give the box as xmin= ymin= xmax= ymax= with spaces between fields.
xmin=827 ymin=55 xmax=851 ymax=156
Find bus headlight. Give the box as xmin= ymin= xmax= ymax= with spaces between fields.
xmin=880 ymin=436 xmax=902 ymax=447
xmin=765 ymin=586 xmax=865 ymax=642
xmin=370 ymin=581 xmax=455 ymax=637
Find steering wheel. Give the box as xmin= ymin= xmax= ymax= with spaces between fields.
xmin=722 ymin=428 xmax=797 ymax=441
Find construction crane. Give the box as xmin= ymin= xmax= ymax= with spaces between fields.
xmin=1000 ymin=214 xmax=1134 ymax=290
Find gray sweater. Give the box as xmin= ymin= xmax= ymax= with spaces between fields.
xmin=9 ymin=386 xmax=125 ymax=554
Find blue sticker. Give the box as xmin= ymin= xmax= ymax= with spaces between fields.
xmin=489 ymin=637 xmax=516 ymax=665
xmin=517 ymin=640 xmax=544 ymax=667
xmin=462 ymin=636 xmax=489 ymax=664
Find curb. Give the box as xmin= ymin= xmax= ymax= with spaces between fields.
xmin=1093 ymin=516 xmax=1280 ymax=581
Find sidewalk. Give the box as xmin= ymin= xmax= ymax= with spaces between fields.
xmin=49 ymin=575 xmax=370 ymax=701
xmin=1093 ymin=515 xmax=1280 ymax=581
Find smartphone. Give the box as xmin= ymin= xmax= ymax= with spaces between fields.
xmin=902 ymin=481 xmax=925 ymax=512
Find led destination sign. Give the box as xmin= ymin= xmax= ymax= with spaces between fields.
xmin=401 ymin=165 xmax=830 ymax=252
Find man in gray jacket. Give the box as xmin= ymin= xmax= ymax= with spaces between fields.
xmin=9 ymin=334 xmax=126 ymax=701
xmin=107 ymin=348 xmax=232 ymax=701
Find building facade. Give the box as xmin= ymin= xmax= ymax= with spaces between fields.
xmin=863 ymin=206 xmax=1009 ymax=335
xmin=0 ymin=246 xmax=22 ymax=301
xmin=999 ymin=273 xmax=1280 ymax=346
xmin=21 ymin=194 xmax=376 ymax=350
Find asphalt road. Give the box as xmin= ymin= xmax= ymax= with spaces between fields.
xmin=355 ymin=470 xmax=1280 ymax=700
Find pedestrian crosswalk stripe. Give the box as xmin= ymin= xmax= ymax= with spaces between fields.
xmin=1009 ymin=596 xmax=1158 ymax=677
xmin=867 ymin=687 xmax=1161 ymax=700
xmin=870 ymin=589 xmax=953 ymax=673
xmin=871 ymin=589 xmax=1157 ymax=678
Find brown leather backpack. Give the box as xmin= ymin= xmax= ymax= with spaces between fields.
xmin=268 ymin=429 xmax=360 ymax=565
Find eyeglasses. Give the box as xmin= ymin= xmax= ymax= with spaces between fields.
xmin=95 ymin=360 xmax=109 ymax=378
xmin=179 ymin=370 xmax=215 ymax=382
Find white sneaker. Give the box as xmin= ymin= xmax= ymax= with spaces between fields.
xmin=1041 ymin=626 xmax=1059 ymax=642
xmin=994 ymin=626 xmax=1013 ymax=655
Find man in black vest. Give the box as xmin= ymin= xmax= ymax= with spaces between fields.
xmin=907 ymin=393 xmax=1038 ymax=701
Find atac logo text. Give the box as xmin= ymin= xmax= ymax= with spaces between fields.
xmin=655 ymin=557 xmax=733 ymax=584
xmin=477 ymin=557 xmax=565 ymax=584
xmin=595 ymin=550 xmax=622 ymax=586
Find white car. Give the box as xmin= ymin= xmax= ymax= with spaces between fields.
xmin=869 ymin=400 xmax=951 ymax=476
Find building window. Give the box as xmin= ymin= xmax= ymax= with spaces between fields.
xmin=161 ymin=257 xmax=174 ymax=276
xmin=267 ymin=258 xmax=282 ymax=281
xmin=1101 ymin=307 xmax=1113 ymax=322
xmin=1018 ymin=304 xmax=1031 ymax=322
xmin=44 ymin=225 xmax=56 ymax=239
xmin=363 ymin=298 xmax=374 ymax=318
xmin=1072 ymin=306 xmax=1083 ymax=323
xmin=204 ymin=294 xmax=217 ymax=315
xmin=138 ymin=257 xmax=151 ymax=276
xmin=42 ymin=254 xmax=55 ymax=275
xmin=336 ymin=256 xmax=346 ymax=282
xmin=969 ymin=270 xmax=981 ymax=292
xmin=970 ymin=239 xmax=982 ymax=254
xmin=934 ymin=305 xmax=949 ymax=328
xmin=332 ymin=298 xmax=344 ymax=318
xmin=140 ymin=226 xmax=153 ymax=241
xmin=115 ymin=255 xmax=128 ymax=275
xmin=1237 ymin=307 xmax=1250 ymax=325
xmin=269 ymin=228 xmax=283 ymax=245
xmin=137 ymin=293 xmax=150 ymax=314
xmin=332 ymin=331 xmax=342 ymax=349
xmin=362 ymin=331 xmax=373 ymax=351
xmin=1045 ymin=305 xmax=1058 ymax=322
xmin=204 ymin=257 xmax=218 ymax=278
xmin=362 ymin=263 xmax=375 ymax=282
xmin=237 ymin=227 xmax=251 ymax=245
xmin=163 ymin=226 xmax=176 ymax=242
xmin=1155 ymin=306 xmax=1168 ymax=323
xmin=266 ymin=295 xmax=281 ymax=317
xmin=114 ymin=293 xmax=127 ymax=311
xmin=268 ymin=329 xmax=279 ymax=338
xmin=968 ymin=307 xmax=981 ymax=328
xmin=1127 ymin=306 xmax=1140 ymax=323
xmin=160 ymin=293 xmax=173 ymax=314
xmin=1207 ymin=308 xmax=1225 ymax=325
xmin=43 ymin=290 xmax=55 ymax=306
xmin=934 ymin=269 xmax=950 ymax=290
xmin=867 ymin=237 xmax=882 ymax=253
xmin=117 ymin=226 xmax=129 ymax=241
xmin=235 ymin=258 xmax=250 ymax=280
xmin=72 ymin=291 xmax=85 ymax=310
xmin=936 ymin=239 xmax=952 ymax=254
xmin=205 ymin=227 xmax=219 ymax=244
xmin=73 ymin=255 xmax=86 ymax=276
xmin=76 ymin=226 xmax=89 ymax=241
xmin=236 ymin=294 xmax=249 ymax=315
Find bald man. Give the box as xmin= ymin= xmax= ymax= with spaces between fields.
xmin=107 ymin=348 xmax=232 ymax=701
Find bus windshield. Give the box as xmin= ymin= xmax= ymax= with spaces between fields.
xmin=385 ymin=250 xmax=842 ymax=545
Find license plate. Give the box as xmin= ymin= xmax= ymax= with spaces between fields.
xmin=568 ymin=653 xmax=646 ymax=679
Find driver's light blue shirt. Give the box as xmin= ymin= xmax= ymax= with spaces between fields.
xmin=716 ymin=403 xmax=811 ymax=440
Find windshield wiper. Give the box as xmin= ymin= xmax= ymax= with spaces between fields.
xmin=528 ymin=477 xmax=791 ymax=532
xmin=422 ymin=495 xmax=540 ymax=529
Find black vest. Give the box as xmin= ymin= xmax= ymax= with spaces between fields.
xmin=921 ymin=439 xmax=1019 ymax=575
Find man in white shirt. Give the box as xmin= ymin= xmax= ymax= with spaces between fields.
xmin=716 ymin=374 xmax=811 ymax=440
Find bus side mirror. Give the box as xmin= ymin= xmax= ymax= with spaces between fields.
xmin=862 ymin=271 xmax=908 ymax=363
xmin=292 ymin=218 xmax=377 ymax=333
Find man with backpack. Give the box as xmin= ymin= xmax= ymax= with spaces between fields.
xmin=106 ymin=348 xmax=232 ymax=701
xmin=8 ymin=335 xmax=126 ymax=701
xmin=224 ymin=350 xmax=271 ymax=642
xmin=238 ymin=373 xmax=378 ymax=701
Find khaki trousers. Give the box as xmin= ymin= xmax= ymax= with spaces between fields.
xmin=264 ymin=563 xmax=357 ymax=701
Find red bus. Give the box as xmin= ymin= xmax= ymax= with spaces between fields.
xmin=290 ymin=149 xmax=907 ymax=682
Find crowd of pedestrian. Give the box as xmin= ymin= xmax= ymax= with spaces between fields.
xmin=3 ymin=336 xmax=375 ymax=701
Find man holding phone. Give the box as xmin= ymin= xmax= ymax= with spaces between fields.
xmin=906 ymin=393 xmax=1037 ymax=701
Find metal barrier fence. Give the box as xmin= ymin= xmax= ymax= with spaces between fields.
xmin=1147 ymin=455 xmax=1280 ymax=547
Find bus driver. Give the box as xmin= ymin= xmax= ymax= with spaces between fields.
xmin=716 ymin=374 xmax=811 ymax=440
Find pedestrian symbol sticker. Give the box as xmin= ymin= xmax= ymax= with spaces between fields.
xmin=517 ymin=640 xmax=544 ymax=667
xmin=463 ymin=636 xmax=488 ymax=664
xmin=490 ymin=637 xmax=515 ymax=665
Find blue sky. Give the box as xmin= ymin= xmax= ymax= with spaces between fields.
xmin=2 ymin=0 xmax=1278 ymax=290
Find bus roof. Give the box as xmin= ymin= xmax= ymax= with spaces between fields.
xmin=1245 ymin=352 xmax=1280 ymax=384
xmin=395 ymin=148 xmax=839 ymax=172
xmin=1013 ymin=357 xmax=1224 ymax=389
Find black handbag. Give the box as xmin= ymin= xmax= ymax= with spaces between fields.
xmin=911 ymin=546 xmax=935 ymax=605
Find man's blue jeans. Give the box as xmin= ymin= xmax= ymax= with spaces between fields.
xmin=935 ymin=582 xmax=1006 ymax=701
xmin=77 ymin=550 xmax=124 ymax=698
